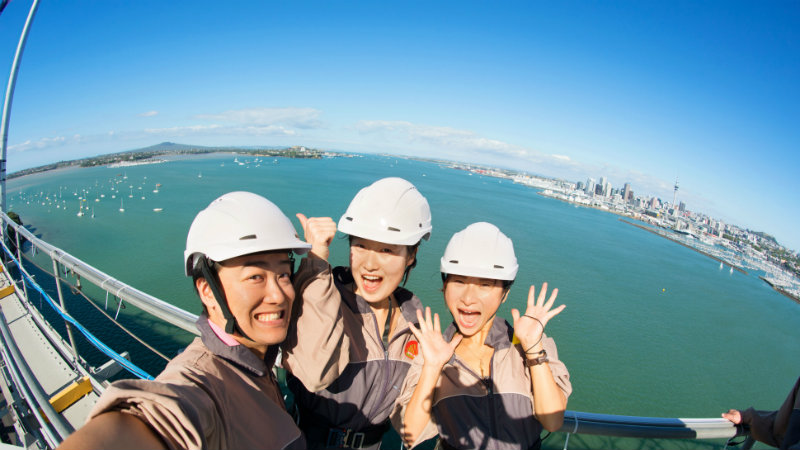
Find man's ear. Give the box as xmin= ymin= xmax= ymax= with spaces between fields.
xmin=196 ymin=277 xmax=218 ymax=312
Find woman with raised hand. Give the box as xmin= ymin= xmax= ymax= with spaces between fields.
xmin=394 ymin=222 xmax=571 ymax=450
xmin=281 ymin=177 xmax=432 ymax=449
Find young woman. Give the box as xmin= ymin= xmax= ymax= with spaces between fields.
xmin=394 ymin=222 xmax=571 ymax=450
xmin=281 ymin=177 xmax=432 ymax=449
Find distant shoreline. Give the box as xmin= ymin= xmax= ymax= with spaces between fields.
xmin=7 ymin=143 xmax=335 ymax=180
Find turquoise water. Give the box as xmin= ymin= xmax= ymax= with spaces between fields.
xmin=7 ymin=154 xmax=800 ymax=446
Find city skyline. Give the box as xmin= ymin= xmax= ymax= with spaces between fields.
xmin=1 ymin=1 xmax=798 ymax=250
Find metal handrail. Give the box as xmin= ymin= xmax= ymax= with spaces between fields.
xmin=559 ymin=410 xmax=742 ymax=439
xmin=2 ymin=211 xmax=199 ymax=335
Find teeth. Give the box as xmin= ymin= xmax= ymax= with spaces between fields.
xmin=256 ymin=312 xmax=282 ymax=322
xmin=363 ymin=275 xmax=381 ymax=281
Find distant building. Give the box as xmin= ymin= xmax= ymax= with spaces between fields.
xmin=679 ymin=201 xmax=686 ymax=212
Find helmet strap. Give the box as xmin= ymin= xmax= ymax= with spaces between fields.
xmin=198 ymin=257 xmax=253 ymax=341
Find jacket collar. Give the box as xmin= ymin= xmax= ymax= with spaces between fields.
xmin=197 ymin=314 xmax=277 ymax=377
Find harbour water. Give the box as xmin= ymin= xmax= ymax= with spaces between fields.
xmin=6 ymin=153 xmax=800 ymax=447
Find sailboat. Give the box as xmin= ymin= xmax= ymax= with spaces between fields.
xmin=119 ymin=198 xmax=125 ymax=212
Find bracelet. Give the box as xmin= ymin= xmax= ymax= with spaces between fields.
xmin=525 ymin=349 xmax=549 ymax=367
xmin=523 ymin=314 xmax=544 ymax=330
xmin=522 ymin=315 xmax=545 ymax=354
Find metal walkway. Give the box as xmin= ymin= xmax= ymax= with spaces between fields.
xmin=0 ymin=260 xmax=101 ymax=448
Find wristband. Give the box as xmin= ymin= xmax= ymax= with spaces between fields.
xmin=525 ymin=349 xmax=549 ymax=367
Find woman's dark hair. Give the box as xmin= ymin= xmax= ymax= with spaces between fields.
xmin=441 ymin=273 xmax=514 ymax=294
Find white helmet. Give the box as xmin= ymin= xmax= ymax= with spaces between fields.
xmin=440 ymin=222 xmax=518 ymax=281
xmin=338 ymin=177 xmax=432 ymax=246
xmin=184 ymin=191 xmax=310 ymax=275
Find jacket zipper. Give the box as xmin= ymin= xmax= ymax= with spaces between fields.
xmin=486 ymin=351 xmax=498 ymax=442
xmin=454 ymin=352 xmax=498 ymax=443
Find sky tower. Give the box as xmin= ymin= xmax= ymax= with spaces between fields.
xmin=672 ymin=178 xmax=679 ymax=212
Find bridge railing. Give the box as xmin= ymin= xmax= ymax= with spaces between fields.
xmin=2 ymin=211 xmax=199 ymax=336
xmin=0 ymin=212 xmax=752 ymax=448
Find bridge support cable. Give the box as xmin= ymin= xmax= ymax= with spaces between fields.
xmin=2 ymin=212 xmax=199 ymax=334
xmin=0 ymin=240 xmax=154 ymax=380
xmin=8 ymin=240 xmax=173 ymax=364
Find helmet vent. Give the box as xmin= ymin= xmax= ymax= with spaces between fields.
xmin=239 ymin=234 xmax=257 ymax=240
xmin=345 ymin=216 xmax=353 ymax=221
xmin=493 ymin=264 xmax=504 ymax=269
xmin=449 ymin=260 xmax=459 ymax=264
xmin=388 ymin=227 xmax=401 ymax=232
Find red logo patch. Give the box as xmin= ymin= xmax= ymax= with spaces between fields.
xmin=404 ymin=341 xmax=419 ymax=359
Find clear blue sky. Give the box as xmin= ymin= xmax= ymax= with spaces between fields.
xmin=2 ymin=1 xmax=798 ymax=251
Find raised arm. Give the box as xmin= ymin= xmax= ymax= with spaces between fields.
xmin=401 ymin=307 xmax=462 ymax=447
xmin=282 ymin=214 xmax=350 ymax=391
xmin=296 ymin=213 xmax=337 ymax=262
xmin=57 ymin=411 xmax=167 ymax=450
xmin=511 ymin=283 xmax=567 ymax=432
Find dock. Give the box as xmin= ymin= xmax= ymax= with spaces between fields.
xmin=758 ymin=276 xmax=800 ymax=305
xmin=619 ymin=218 xmax=748 ymax=275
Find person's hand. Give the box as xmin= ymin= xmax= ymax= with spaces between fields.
xmin=409 ymin=307 xmax=462 ymax=370
xmin=511 ymin=283 xmax=566 ymax=351
xmin=296 ymin=213 xmax=336 ymax=261
xmin=722 ymin=409 xmax=742 ymax=424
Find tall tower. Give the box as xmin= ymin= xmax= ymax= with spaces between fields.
xmin=672 ymin=178 xmax=679 ymax=211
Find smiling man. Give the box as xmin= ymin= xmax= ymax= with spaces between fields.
xmin=58 ymin=191 xmax=310 ymax=450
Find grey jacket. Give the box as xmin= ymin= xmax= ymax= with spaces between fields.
xmin=283 ymin=258 xmax=422 ymax=437
xmin=392 ymin=318 xmax=571 ymax=450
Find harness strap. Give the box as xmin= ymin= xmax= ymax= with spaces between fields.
xmin=199 ymin=257 xmax=252 ymax=340
xmin=381 ymin=295 xmax=393 ymax=349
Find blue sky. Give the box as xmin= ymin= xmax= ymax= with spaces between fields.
xmin=2 ymin=1 xmax=798 ymax=251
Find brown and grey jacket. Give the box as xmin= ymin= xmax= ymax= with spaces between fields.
xmin=392 ymin=318 xmax=572 ymax=450
xmin=282 ymin=257 xmax=423 ymax=447
xmin=89 ymin=315 xmax=305 ymax=450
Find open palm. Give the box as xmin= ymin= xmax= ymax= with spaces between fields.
xmin=511 ymin=283 xmax=566 ymax=350
xmin=409 ymin=307 xmax=462 ymax=369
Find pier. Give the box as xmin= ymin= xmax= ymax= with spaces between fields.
xmin=619 ymin=218 xmax=748 ymax=275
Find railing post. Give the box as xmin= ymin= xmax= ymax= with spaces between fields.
xmin=51 ymin=258 xmax=79 ymax=361
xmin=14 ymin=230 xmax=28 ymax=302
